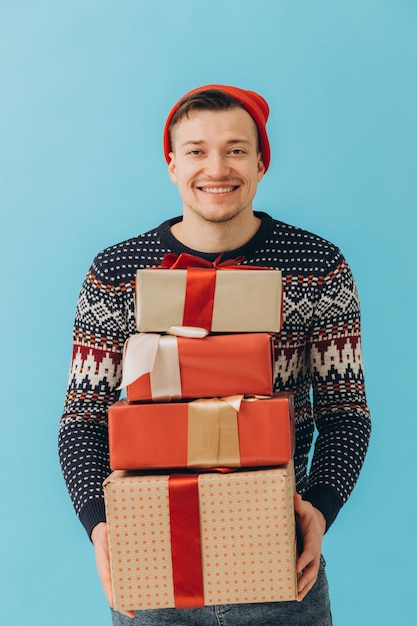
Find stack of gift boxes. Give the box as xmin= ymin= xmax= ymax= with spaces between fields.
xmin=104 ymin=255 xmax=298 ymax=612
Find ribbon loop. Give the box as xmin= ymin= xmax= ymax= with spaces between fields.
xmin=120 ymin=329 xmax=209 ymax=398
xmin=161 ymin=252 xmax=245 ymax=269
xmin=120 ymin=333 xmax=181 ymax=398
xmin=118 ymin=333 xmax=160 ymax=389
xmin=150 ymin=335 xmax=182 ymax=400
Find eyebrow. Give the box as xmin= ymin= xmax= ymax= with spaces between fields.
xmin=180 ymin=138 xmax=252 ymax=148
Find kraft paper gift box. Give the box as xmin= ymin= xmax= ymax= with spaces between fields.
xmin=108 ymin=393 xmax=295 ymax=471
xmin=103 ymin=464 xmax=297 ymax=611
xmin=121 ymin=332 xmax=274 ymax=402
xmin=135 ymin=262 xmax=283 ymax=332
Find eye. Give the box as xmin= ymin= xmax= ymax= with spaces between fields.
xmin=229 ymin=148 xmax=246 ymax=155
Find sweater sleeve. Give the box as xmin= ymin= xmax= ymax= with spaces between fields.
xmin=302 ymin=255 xmax=371 ymax=530
xmin=58 ymin=257 xmax=134 ymax=538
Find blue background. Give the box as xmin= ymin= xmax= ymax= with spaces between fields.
xmin=1 ymin=1 xmax=416 ymax=624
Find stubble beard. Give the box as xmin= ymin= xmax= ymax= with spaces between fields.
xmin=186 ymin=182 xmax=253 ymax=225
xmin=187 ymin=200 xmax=251 ymax=225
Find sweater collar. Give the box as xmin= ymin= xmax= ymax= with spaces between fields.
xmin=157 ymin=211 xmax=274 ymax=263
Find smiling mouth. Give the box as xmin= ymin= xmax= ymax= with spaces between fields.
xmin=198 ymin=186 xmax=239 ymax=194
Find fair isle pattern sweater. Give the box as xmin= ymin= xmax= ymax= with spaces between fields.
xmin=59 ymin=212 xmax=371 ymax=538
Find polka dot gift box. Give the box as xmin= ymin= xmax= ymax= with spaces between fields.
xmin=104 ymin=464 xmax=297 ymax=612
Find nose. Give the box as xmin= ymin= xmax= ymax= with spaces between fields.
xmin=203 ymin=150 xmax=230 ymax=178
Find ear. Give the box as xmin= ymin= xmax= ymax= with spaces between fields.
xmin=168 ymin=152 xmax=178 ymax=184
xmin=257 ymin=152 xmax=266 ymax=181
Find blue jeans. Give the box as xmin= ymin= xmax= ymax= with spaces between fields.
xmin=111 ymin=557 xmax=332 ymax=626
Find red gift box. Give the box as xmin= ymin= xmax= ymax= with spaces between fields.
xmin=104 ymin=464 xmax=297 ymax=611
xmin=122 ymin=332 xmax=274 ymax=402
xmin=108 ymin=392 xmax=295 ymax=470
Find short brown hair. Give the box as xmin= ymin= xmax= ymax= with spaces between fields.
xmin=169 ymin=89 xmax=244 ymax=127
xmin=169 ymin=89 xmax=260 ymax=150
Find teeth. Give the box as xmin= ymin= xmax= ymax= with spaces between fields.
xmin=200 ymin=186 xmax=235 ymax=194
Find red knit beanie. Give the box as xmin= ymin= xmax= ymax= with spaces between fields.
xmin=163 ymin=84 xmax=271 ymax=172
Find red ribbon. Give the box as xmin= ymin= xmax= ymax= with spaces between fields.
xmin=161 ymin=252 xmax=245 ymax=269
xmin=181 ymin=268 xmax=214 ymax=329
xmin=160 ymin=253 xmax=278 ymax=331
xmin=168 ymin=474 xmax=204 ymax=608
xmin=161 ymin=253 xmax=245 ymax=330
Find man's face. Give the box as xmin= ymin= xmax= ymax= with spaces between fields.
xmin=168 ymin=107 xmax=265 ymax=225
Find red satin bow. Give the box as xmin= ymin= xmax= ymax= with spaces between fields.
xmin=161 ymin=252 xmax=245 ymax=269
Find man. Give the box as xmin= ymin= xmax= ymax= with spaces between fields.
xmin=59 ymin=84 xmax=371 ymax=625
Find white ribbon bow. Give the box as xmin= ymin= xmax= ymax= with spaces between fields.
xmin=119 ymin=326 xmax=208 ymax=399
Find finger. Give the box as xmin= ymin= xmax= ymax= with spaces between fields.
xmin=297 ymin=562 xmax=319 ymax=601
xmin=293 ymin=493 xmax=304 ymax=520
xmin=296 ymin=547 xmax=314 ymax=574
xmin=118 ymin=609 xmax=136 ymax=619
xmin=101 ymin=573 xmax=114 ymax=608
xmin=296 ymin=533 xmax=319 ymax=573
xmin=95 ymin=550 xmax=115 ymax=608
xmin=297 ymin=576 xmax=316 ymax=602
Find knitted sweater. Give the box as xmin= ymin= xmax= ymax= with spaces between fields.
xmin=59 ymin=211 xmax=371 ymax=538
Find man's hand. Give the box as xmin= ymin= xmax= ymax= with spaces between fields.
xmin=294 ymin=494 xmax=326 ymax=602
xmin=91 ymin=522 xmax=136 ymax=619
